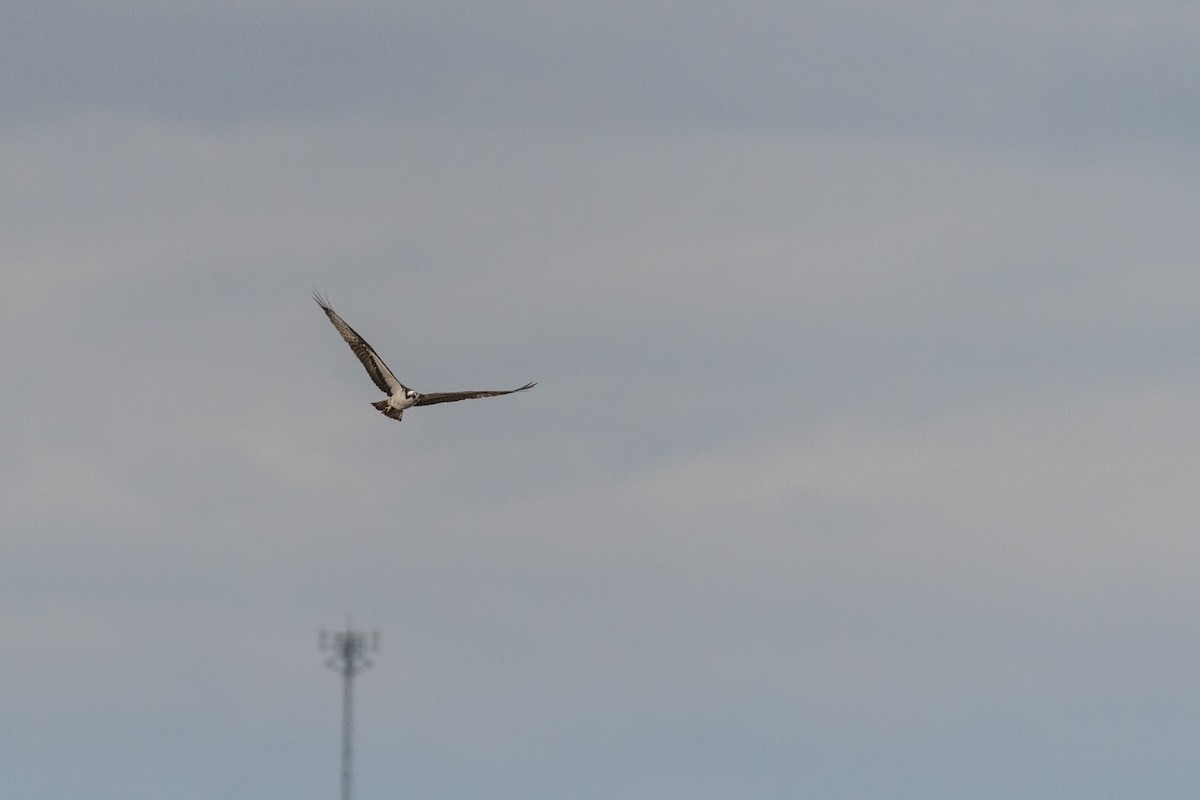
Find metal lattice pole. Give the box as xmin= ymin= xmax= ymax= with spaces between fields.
xmin=320 ymin=627 xmax=379 ymax=800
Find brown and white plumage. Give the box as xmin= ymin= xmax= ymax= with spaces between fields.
xmin=313 ymin=292 xmax=535 ymax=421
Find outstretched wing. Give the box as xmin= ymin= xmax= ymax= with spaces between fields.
xmin=313 ymin=292 xmax=405 ymax=395
xmin=414 ymin=382 xmax=536 ymax=407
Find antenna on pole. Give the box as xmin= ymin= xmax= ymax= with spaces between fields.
xmin=320 ymin=625 xmax=379 ymax=800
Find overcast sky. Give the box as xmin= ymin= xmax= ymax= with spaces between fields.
xmin=5 ymin=2 xmax=1200 ymax=798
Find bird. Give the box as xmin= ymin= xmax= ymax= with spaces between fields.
xmin=313 ymin=292 xmax=535 ymax=421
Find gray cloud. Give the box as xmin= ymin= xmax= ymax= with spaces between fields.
xmin=8 ymin=2 xmax=1200 ymax=153
xmin=4 ymin=2 xmax=1200 ymax=798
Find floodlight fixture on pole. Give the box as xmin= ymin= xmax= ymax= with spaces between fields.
xmin=320 ymin=626 xmax=379 ymax=800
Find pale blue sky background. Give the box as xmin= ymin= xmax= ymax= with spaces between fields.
xmin=4 ymin=2 xmax=1200 ymax=798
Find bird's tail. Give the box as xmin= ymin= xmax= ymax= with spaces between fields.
xmin=371 ymin=400 xmax=404 ymax=421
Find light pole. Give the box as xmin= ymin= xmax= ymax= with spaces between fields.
xmin=320 ymin=626 xmax=379 ymax=800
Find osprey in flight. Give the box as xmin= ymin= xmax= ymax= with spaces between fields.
xmin=314 ymin=293 xmax=535 ymax=421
